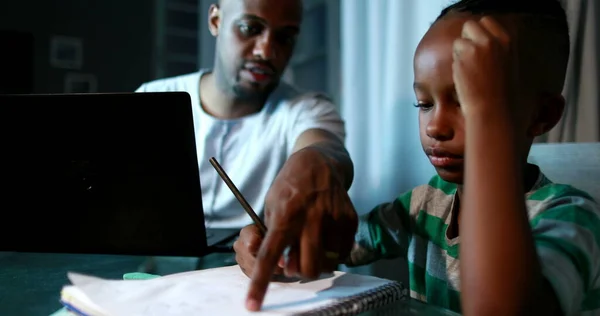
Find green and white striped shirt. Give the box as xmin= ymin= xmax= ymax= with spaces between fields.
xmin=349 ymin=167 xmax=600 ymax=315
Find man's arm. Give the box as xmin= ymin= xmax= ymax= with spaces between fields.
xmin=291 ymin=129 xmax=353 ymax=190
xmin=245 ymin=97 xmax=358 ymax=311
xmin=285 ymin=94 xmax=352 ymax=190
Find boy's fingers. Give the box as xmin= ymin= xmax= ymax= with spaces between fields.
xmin=479 ymin=16 xmax=510 ymax=48
xmin=461 ymin=19 xmax=491 ymax=44
xmin=452 ymin=38 xmax=474 ymax=60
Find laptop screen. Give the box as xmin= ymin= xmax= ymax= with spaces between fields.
xmin=0 ymin=92 xmax=209 ymax=257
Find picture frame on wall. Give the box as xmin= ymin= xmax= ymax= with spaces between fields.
xmin=50 ymin=36 xmax=83 ymax=70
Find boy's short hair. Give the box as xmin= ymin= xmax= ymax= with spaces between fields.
xmin=435 ymin=0 xmax=570 ymax=94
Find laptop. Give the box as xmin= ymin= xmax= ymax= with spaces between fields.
xmin=0 ymin=92 xmax=239 ymax=257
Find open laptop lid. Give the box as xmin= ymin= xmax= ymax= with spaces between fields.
xmin=0 ymin=92 xmax=209 ymax=257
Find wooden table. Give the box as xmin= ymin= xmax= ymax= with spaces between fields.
xmin=0 ymin=252 xmax=459 ymax=316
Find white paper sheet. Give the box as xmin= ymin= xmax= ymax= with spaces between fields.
xmin=66 ymin=265 xmax=392 ymax=316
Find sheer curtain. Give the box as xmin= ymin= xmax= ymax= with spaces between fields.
xmin=340 ymin=0 xmax=452 ymax=282
xmin=539 ymin=0 xmax=600 ymax=143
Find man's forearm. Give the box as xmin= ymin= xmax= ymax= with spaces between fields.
xmin=304 ymin=140 xmax=354 ymax=191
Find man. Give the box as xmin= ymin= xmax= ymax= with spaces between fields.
xmin=136 ymin=0 xmax=357 ymax=273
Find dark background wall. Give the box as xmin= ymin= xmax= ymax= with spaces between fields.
xmin=0 ymin=0 xmax=155 ymax=94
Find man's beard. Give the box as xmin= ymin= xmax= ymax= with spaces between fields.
xmin=231 ymin=74 xmax=279 ymax=102
xmin=215 ymin=55 xmax=280 ymax=102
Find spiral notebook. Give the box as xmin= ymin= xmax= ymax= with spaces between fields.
xmin=60 ymin=265 xmax=408 ymax=316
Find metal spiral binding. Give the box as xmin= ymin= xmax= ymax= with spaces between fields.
xmin=294 ymin=281 xmax=408 ymax=316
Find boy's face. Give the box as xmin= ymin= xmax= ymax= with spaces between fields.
xmin=413 ymin=14 xmax=566 ymax=185
xmin=413 ymin=16 xmax=471 ymax=184
xmin=414 ymin=12 xmax=567 ymax=185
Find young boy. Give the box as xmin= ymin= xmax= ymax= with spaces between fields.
xmin=345 ymin=1 xmax=599 ymax=315
xmin=237 ymin=0 xmax=600 ymax=314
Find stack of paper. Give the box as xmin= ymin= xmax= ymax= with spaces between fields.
xmin=60 ymin=265 xmax=407 ymax=316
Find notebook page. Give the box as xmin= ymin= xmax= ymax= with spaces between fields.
xmin=67 ymin=265 xmax=393 ymax=316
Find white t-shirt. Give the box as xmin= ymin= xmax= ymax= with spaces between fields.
xmin=135 ymin=69 xmax=346 ymax=228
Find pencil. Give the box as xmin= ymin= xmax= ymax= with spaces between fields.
xmin=208 ymin=157 xmax=268 ymax=234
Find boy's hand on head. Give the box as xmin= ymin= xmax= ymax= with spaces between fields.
xmin=452 ymin=16 xmax=551 ymax=316
xmin=452 ymin=16 xmax=519 ymax=120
